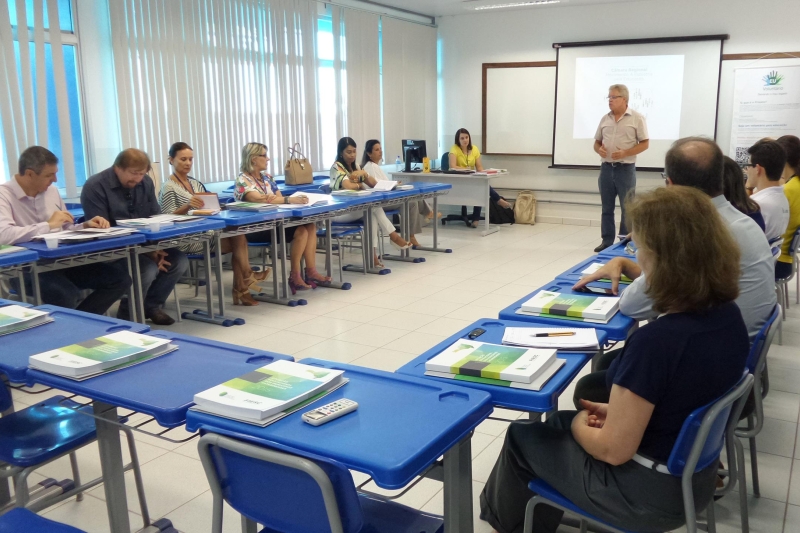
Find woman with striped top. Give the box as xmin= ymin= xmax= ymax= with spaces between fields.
xmin=159 ymin=142 xmax=268 ymax=306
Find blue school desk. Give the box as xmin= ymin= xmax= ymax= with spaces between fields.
xmin=186 ymin=358 xmax=492 ymax=533
xmin=396 ymin=318 xmax=608 ymax=414
xmin=498 ymin=279 xmax=636 ymax=343
xmin=26 ymin=330 xmax=293 ymax=533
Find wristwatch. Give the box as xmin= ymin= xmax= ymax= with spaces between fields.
xmin=284 ymin=197 xmax=289 ymax=204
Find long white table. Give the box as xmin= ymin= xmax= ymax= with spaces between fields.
xmin=390 ymin=171 xmax=504 ymax=236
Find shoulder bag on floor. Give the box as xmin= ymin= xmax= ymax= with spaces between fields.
xmin=514 ymin=190 xmax=536 ymax=225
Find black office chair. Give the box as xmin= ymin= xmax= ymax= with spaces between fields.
xmin=439 ymin=152 xmax=485 ymax=227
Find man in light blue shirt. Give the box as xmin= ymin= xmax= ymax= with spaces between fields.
xmin=577 ymin=137 xmax=776 ymax=340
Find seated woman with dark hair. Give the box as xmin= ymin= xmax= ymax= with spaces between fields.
xmin=330 ymin=137 xmax=411 ymax=267
xmin=722 ymin=155 xmax=765 ymax=232
xmin=480 ymin=186 xmax=749 ymax=533
xmin=233 ymin=142 xmax=331 ymax=294
xmin=159 ymin=142 xmax=268 ymax=306
xmin=449 ymin=127 xmax=511 ymax=228
xmin=776 ymin=135 xmax=800 ymax=279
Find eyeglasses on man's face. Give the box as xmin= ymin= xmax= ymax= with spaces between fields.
xmin=738 ymin=162 xmax=755 ymax=169
xmin=607 ymin=95 xmax=623 ymax=101
xmin=661 ymin=172 xmax=669 ymax=185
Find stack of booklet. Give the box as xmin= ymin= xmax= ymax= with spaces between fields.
xmin=501 ymin=327 xmax=599 ymax=352
xmin=0 ymin=305 xmax=53 ymax=336
xmin=33 ymin=227 xmax=137 ymax=243
xmin=331 ymin=189 xmax=373 ymax=196
xmin=0 ymin=244 xmax=26 ymax=255
xmin=276 ymin=192 xmax=332 ymax=208
xmin=192 ymin=360 xmax=347 ymax=426
xmin=424 ymin=339 xmax=564 ymax=391
xmin=226 ymin=201 xmax=278 ymax=212
xmin=28 ymin=331 xmax=177 ymax=380
xmin=117 ymin=214 xmax=201 ymax=227
xmin=518 ymin=290 xmax=619 ymax=324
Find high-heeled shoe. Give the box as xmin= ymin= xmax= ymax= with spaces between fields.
xmin=289 ymin=270 xmax=312 ymax=295
xmin=243 ymin=269 xmax=270 ymax=292
xmin=232 ymin=287 xmax=259 ymax=306
xmin=304 ymin=267 xmax=331 ymax=286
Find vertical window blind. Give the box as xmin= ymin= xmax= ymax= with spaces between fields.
xmin=0 ymin=0 xmax=87 ymax=196
xmin=109 ymin=0 xmax=335 ymax=182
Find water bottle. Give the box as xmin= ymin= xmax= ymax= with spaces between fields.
xmin=395 ymin=156 xmax=402 ymax=172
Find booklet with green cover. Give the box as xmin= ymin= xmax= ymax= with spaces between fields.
xmin=425 ymin=339 xmax=556 ymax=384
xmin=0 ymin=305 xmax=53 ymax=336
xmin=226 ymin=201 xmax=278 ymax=211
xmin=28 ymin=331 xmax=174 ymax=377
xmin=192 ymin=360 xmax=345 ymax=422
xmin=520 ymin=290 xmax=619 ymax=323
xmin=425 ymin=358 xmax=566 ymax=391
xmin=0 ymin=244 xmax=26 ymax=255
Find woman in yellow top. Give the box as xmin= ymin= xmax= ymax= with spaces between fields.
xmin=448 ymin=128 xmax=511 ymax=228
xmin=776 ymin=135 xmax=800 ymax=279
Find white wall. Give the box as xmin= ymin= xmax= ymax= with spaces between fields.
xmin=438 ymin=0 xmax=800 ymax=222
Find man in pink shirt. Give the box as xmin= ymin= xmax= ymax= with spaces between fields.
xmin=0 ymin=146 xmax=130 ymax=315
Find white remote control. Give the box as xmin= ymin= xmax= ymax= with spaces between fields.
xmin=302 ymin=399 xmax=358 ymax=426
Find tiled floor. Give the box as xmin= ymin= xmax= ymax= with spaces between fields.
xmin=11 ymin=221 xmax=800 ymax=532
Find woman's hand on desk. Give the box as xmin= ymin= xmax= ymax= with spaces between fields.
xmin=188 ymin=196 xmax=205 ymax=209
xmin=289 ymin=195 xmax=308 ymax=204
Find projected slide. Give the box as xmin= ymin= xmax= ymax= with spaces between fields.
xmin=573 ymin=55 xmax=685 ymax=140
xmin=552 ymin=38 xmax=723 ymax=168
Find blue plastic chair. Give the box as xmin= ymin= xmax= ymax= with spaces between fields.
xmin=0 ymin=385 xmax=149 ymax=524
xmin=775 ymin=228 xmax=800 ymax=345
xmin=198 ymin=433 xmax=444 ymax=533
xmin=733 ymin=304 xmax=781 ymax=533
xmin=317 ymin=225 xmax=366 ymax=282
xmin=0 ymin=508 xmax=86 ymax=532
xmin=522 ymin=372 xmax=754 ymax=533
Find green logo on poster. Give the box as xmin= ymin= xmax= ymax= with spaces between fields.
xmin=763 ymin=70 xmax=784 ymax=86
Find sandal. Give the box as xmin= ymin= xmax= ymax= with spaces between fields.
xmin=232 ymin=287 xmax=259 ymax=306
xmin=243 ymin=269 xmax=270 ymax=292
xmin=289 ymin=270 xmax=312 ymax=295
xmin=305 ymin=267 xmax=331 ymax=286
xmin=373 ymin=255 xmax=385 ymax=268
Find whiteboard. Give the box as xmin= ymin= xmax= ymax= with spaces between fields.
xmin=484 ymin=65 xmax=556 ymax=155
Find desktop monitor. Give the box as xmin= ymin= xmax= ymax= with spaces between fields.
xmin=402 ymin=139 xmax=427 ymax=172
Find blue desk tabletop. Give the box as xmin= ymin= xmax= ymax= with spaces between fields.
xmin=498 ymin=280 xmax=636 ymax=342
xmin=597 ymin=240 xmax=637 ymax=258
xmin=18 ymin=233 xmax=146 ymax=259
xmin=134 ymin=218 xmax=227 ymax=242
xmin=211 ymin=209 xmax=287 ymax=227
xmin=396 ymin=319 xmax=606 ymax=413
xmin=279 ymin=195 xmax=378 ymax=218
xmin=372 ymin=182 xmax=452 ymax=200
xmin=0 ymin=305 xmax=150 ymax=382
xmin=554 ymin=254 xmax=638 ymax=283
xmin=27 ymin=331 xmax=293 ymax=427
xmin=0 ymin=249 xmax=38 ymax=268
xmin=186 ymin=358 xmax=493 ymax=489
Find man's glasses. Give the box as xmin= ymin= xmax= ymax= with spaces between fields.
xmin=661 ymin=172 xmax=669 ymax=185
xmin=607 ymin=96 xmax=623 ymax=101
xmin=738 ymin=162 xmax=755 ymax=169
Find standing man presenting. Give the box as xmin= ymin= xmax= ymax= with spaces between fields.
xmin=593 ymin=84 xmax=649 ymax=252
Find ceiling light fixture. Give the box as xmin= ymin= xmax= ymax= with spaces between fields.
xmin=475 ymin=0 xmax=560 ymax=10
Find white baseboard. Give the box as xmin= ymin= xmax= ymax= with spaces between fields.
xmin=535 ymin=215 xmax=600 ymax=227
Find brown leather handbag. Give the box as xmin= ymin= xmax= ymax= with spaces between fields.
xmin=284 ymin=143 xmax=313 ymax=185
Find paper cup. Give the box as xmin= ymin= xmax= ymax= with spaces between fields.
xmin=44 ymin=236 xmax=59 ymax=249
xmin=148 ymin=221 xmax=161 ymax=232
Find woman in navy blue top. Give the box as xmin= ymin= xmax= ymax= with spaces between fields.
xmin=480 ymin=186 xmax=749 ymax=533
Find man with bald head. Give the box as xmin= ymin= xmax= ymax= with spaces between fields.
xmin=82 ymin=149 xmax=188 ymax=325
xmin=578 ymin=137 xmax=775 ymax=340
xmin=572 ymin=137 xmax=776 ymax=407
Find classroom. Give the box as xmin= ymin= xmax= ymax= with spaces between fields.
xmin=0 ymin=0 xmax=799 ymax=532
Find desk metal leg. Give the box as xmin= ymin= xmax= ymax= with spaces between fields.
xmin=384 ymin=199 xmax=425 ymax=264
xmin=185 ymin=234 xmax=245 ymax=326
xmin=413 ymin=195 xmax=452 ymax=253
xmin=131 ymin=249 xmax=147 ymax=324
xmin=482 ymin=182 xmax=498 ymax=237
xmin=311 ymin=219 xmax=352 ymax=291
xmin=94 ymin=402 xmax=132 ymax=533
xmin=344 ymin=207 xmax=390 ymax=275
xmin=30 ymin=264 xmax=43 ymax=305
xmin=253 ymin=226 xmax=304 ymax=306
xmin=443 ymin=435 xmax=473 ymax=533
xmin=17 ymin=270 xmax=27 ymax=303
